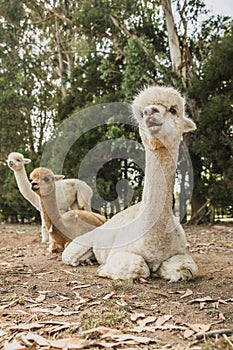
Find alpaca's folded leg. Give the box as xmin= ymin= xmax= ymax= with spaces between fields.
xmin=48 ymin=241 xmax=64 ymax=253
xmin=97 ymin=252 xmax=150 ymax=280
xmin=154 ymin=254 xmax=198 ymax=282
xmin=62 ymin=240 xmax=93 ymax=266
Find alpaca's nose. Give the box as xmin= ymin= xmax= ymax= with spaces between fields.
xmin=30 ymin=180 xmax=38 ymax=190
xmin=143 ymin=105 xmax=160 ymax=116
xmin=8 ymin=160 xmax=14 ymax=166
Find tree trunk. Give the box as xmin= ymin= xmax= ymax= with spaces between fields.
xmin=188 ymin=152 xmax=209 ymax=224
xmin=54 ymin=16 xmax=67 ymax=99
xmin=160 ymin=0 xmax=186 ymax=81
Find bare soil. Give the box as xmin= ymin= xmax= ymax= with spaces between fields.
xmin=0 ymin=223 xmax=232 ymax=350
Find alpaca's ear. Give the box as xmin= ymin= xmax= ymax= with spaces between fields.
xmin=54 ymin=175 xmax=65 ymax=182
xmin=23 ymin=158 xmax=31 ymax=164
xmin=183 ymin=116 xmax=196 ymax=133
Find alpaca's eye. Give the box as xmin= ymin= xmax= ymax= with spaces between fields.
xmin=44 ymin=177 xmax=50 ymax=183
xmin=29 ymin=179 xmax=32 ymax=183
xmin=169 ymin=107 xmax=177 ymax=115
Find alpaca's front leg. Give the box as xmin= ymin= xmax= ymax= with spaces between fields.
xmin=97 ymin=252 xmax=150 ymax=280
xmin=154 ymin=254 xmax=199 ymax=282
xmin=62 ymin=233 xmax=94 ymax=266
xmin=62 ymin=245 xmax=93 ymax=266
xmin=40 ymin=214 xmax=49 ymax=243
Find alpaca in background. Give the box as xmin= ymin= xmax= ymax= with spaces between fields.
xmin=7 ymin=152 xmax=93 ymax=243
xmin=30 ymin=167 xmax=106 ymax=253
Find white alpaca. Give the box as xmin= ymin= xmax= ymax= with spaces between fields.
xmin=29 ymin=167 xmax=106 ymax=253
xmin=7 ymin=152 xmax=93 ymax=243
xmin=62 ymin=85 xmax=199 ymax=282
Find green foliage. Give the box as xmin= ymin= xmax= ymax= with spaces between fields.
xmin=0 ymin=0 xmax=232 ymax=221
xmin=121 ymin=37 xmax=155 ymax=100
xmin=189 ymin=24 xmax=233 ymax=216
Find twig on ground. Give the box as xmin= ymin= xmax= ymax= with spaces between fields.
xmin=195 ymin=328 xmax=233 ymax=340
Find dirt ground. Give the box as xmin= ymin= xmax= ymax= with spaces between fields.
xmin=0 ymin=223 xmax=232 ymax=350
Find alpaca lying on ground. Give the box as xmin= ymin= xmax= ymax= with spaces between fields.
xmin=30 ymin=167 xmax=106 ymax=253
xmin=7 ymin=152 xmax=93 ymax=243
xmin=62 ymin=85 xmax=199 ymax=282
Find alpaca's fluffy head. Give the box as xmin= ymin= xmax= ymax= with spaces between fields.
xmin=7 ymin=152 xmax=31 ymax=171
xmin=132 ymin=85 xmax=196 ymax=151
xmin=30 ymin=167 xmax=64 ymax=196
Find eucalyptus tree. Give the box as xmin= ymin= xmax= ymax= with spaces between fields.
xmin=188 ymin=25 xmax=233 ymax=221
xmin=0 ymin=0 xmax=232 ymax=221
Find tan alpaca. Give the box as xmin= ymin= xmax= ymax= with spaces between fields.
xmin=29 ymin=167 xmax=106 ymax=253
xmin=7 ymin=152 xmax=93 ymax=243
xmin=62 ymin=85 xmax=198 ymax=282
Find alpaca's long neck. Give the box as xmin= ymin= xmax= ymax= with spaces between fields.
xmin=40 ymin=188 xmax=68 ymax=235
xmin=14 ymin=167 xmax=40 ymax=211
xmin=141 ymin=147 xmax=178 ymax=229
xmin=40 ymin=200 xmax=52 ymax=230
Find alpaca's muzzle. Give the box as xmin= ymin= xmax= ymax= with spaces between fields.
xmin=31 ymin=181 xmax=39 ymax=192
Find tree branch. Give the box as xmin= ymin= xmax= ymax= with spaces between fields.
xmin=31 ymin=0 xmax=73 ymax=26
xmin=110 ymin=15 xmax=160 ymax=67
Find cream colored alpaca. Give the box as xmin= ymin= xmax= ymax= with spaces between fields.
xmin=62 ymin=85 xmax=198 ymax=282
xmin=30 ymin=167 xmax=106 ymax=253
xmin=7 ymin=152 xmax=93 ymax=243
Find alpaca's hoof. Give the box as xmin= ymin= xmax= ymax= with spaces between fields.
xmin=97 ymin=252 xmax=150 ymax=281
xmin=156 ymin=254 xmax=199 ymax=282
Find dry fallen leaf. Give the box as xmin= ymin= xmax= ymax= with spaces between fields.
xmin=187 ymin=323 xmax=211 ymax=335
xmin=149 ymin=290 xmax=168 ymax=298
xmin=130 ymin=313 xmax=146 ymax=322
xmin=71 ymin=284 xmax=91 ymax=290
xmin=21 ymin=332 xmax=49 ymax=346
xmin=9 ymin=323 xmax=43 ymax=331
xmin=130 ymin=314 xmax=173 ymax=333
xmin=0 ymin=299 xmax=18 ymax=311
xmin=4 ymin=339 xmax=25 ymax=350
xmin=156 ymin=324 xmax=187 ymax=331
xmin=139 ymin=278 xmax=151 ymax=284
xmin=53 ymin=304 xmax=62 ymax=312
xmin=82 ymin=326 xmax=121 ymax=336
xmin=58 ymin=294 xmax=71 ymax=301
xmin=102 ymin=332 xmax=152 ymax=344
xmin=137 ymin=316 xmax=156 ymax=327
xmin=60 ymin=269 xmax=76 ymax=275
xmin=35 ymin=271 xmax=54 ymax=276
xmin=102 ymin=291 xmax=115 ymax=300
xmin=183 ymin=329 xmax=195 ymax=339
xmin=119 ymin=294 xmax=137 ymax=300
xmin=180 ymin=289 xmax=193 ymax=299
xmin=31 ymin=307 xmax=80 ymax=316
xmin=188 ymin=296 xmax=214 ymax=304
xmin=46 ymin=324 xmax=79 ymax=334
xmin=155 ymin=314 xmax=172 ymax=327
xmin=115 ymin=299 xmax=127 ymax=307
xmin=49 ymin=337 xmax=90 ymax=349
xmin=37 ymin=290 xmax=51 ymax=294
xmin=35 ymin=294 xmax=46 ymax=303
